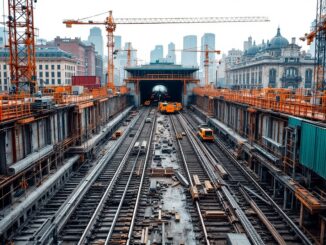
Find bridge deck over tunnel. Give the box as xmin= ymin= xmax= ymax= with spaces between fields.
xmin=124 ymin=62 xmax=199 ymax=106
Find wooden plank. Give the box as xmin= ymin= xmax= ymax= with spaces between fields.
xmin=204 ymin=180 xmax=213 ymax=191
xmin=193 ymin=174 xmax=201 ymax=186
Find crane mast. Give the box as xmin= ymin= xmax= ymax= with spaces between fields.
xmin=314 ymin=0 xmax=326 ymax=90
xmin=7 ymin=0 xmax=37 ymax=94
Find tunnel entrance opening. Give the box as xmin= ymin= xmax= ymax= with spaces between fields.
xmin=140 ymin=80 xmax=183 ymax=104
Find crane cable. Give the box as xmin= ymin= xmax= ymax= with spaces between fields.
xmin=77 ymin=10 xmax=110 ymax=21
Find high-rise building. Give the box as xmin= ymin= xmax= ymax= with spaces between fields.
xmin=182 ymin=35 xmax=197 ymax=67
xmin=150 ymin=45 xmax=163 ymax=63
xmin=95 ymin=54 xmax=103 ymax=84
xmin=166 ymin=42 xmax=176 ymax=64
xmin=88 ymin=27 xmax=104 ymax=57
xmin=0 ymin=26 xmax=7 ymax=48
xmin=201 ymin=33 xmax=216 ymax=85
xmin=243 ymin=36 xmax=253 ymax=51
xmin=114 ymin=35 xmax=122 ymax=50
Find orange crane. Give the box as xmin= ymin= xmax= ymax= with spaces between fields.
xmin=7 ymin=0 xmax=37 ymax=94
xmin=174 ymin=45 xmax=221 ymax=87
xmin=64 ymin=11 xmax=269 ymax=93
xmin=114 ymin=43 xmax=137 ymax=67
xmin=300 ymin=0 xmax=326 ymax=90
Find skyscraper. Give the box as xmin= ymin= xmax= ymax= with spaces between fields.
xmin=114 ymin=36 xmax=122 ymax=50
xmin=88 ymin=27 xmax=104 ymax=57
xmin=0 ymin=26 xmax=7 ymax=48
xmin=166 ymin=42 xmax=176 ymax=64
xmin=182 ymin=35 xmax=197 ymax=67
xmin=150 ymin=45 xmax=163 ymax=63
xmin=201 ymin=33 xmax=216 ymax=85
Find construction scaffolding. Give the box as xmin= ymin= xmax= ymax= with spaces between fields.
xmin=0 ymin=86 xmax=129 ymax=123
xmin=193 ymin=87 xmax=326 ymax=121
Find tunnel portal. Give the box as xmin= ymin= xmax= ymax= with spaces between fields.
xmin=139 ymin=80 xmax=183 ymax=104
xmin=125 ymin=62 xmax=199 ymax=106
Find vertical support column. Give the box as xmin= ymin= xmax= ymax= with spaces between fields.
xmin=273 ymin=178 xmax=277 ymax=198
xmin=299 ymin=203 xmax=304 ymax=227
xmin=0 ymin=131 xmax=7 ymax=174
xmin=320 ymin=217 xmax=325 ymax=245
xmin=283 ymin=187 xmax=288 ymax=210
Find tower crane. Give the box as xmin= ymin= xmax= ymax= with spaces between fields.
xmin=301 ymin=0 xmax=326 ymax=91
xmin=64 ymin=11 xmax=269 ymax=93
xmin=7 ymin=0 xmax=37 ymax=94
xmin=114 ymin=43 xmax=137 ymax=67
xmin=174 ymin=45 xmax=221 ymax=87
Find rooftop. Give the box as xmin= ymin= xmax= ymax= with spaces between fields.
xmin=125 ymin=62 xmax=199 ymax=72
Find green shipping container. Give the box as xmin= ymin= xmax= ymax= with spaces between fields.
xmin=299 ymin=122 xmax=326 ymax=180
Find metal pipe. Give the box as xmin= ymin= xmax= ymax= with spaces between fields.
xmin=8 ymin=145 xmax=53 ymax=175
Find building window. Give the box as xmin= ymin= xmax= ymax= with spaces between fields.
xmin=45 ymin=64 xmax=49 ymax=70
xmin=51 ymin=72 xmax=55 ymax=77
xmin=269 ymin=69 xmax=276 ymax=87
xmin=58 ymin=79 xmax=61 ymax=84
xmin=46 ymin=79 xmax=49 ymax=84
xmin=51 ymin=65 xmax=55 ymax=70
xmin=305 ymin=69 xmax=313 ymax=88
xmin=3 ymin=64 xmax=6 ymax=70
xmin=4 ymin=78 xmax=7 ymax=84
xmin=39 ymin=64 xmax=42 ymax=70
xmin=285 ymin=67 xmax=298 ymax=77
xmin=57 ymin=64 xmax=61 ymax=69
xmin=39 ymin=72 xmax=43 ymax=77
xmin=52 ymin=79 xmax=55 ymax=85
xmin=57 ymin=72 xmax=61 ymax=78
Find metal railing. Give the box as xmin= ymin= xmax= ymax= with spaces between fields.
xmin=193 ymin=87 xmax=326 ymax=121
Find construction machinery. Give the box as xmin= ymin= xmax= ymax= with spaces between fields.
xmin=174 ymin=45 xmax=221 ymax=87
xmin=7 ymin=0 xmax=37 ymax=94
xmin=301 ymin=0 xmax=326 ymax=91
xmin=198 ymin=126 xmax=214 ymax=142
xmin=64 ymin=11 xmax=269 ymax=93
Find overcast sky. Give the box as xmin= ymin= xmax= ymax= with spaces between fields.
xmin=3 ymin=0 xmax=317 ymax=63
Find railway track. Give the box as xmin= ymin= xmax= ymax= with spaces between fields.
xmin=76 ymin=109 xmax=156 ymax=245
xmin=10 ymin=109 xmax=146 ymax=244
xmin=57 ymin=109 xmax=152 ymax=244
xmin=170 ymin=114 xmax=237 ymax=244
xmin=183 ymin=111 xmax=314 ymax=245
xmin=129 ymin=114 xmax=202 ymax=245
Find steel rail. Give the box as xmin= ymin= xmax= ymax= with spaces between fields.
xmin=214 ymin=136 xmax=313 ymax=245
xmin=183 ymin=111 xmax=313 ymax=245
xmin=177 ymin=113 xmax=265 ymax=245
xmin=119 ymin=111 xmax=156 ymax=245
xmin=28 ymin=108 xmax=145 ymax=245
xmin=170 ymin=115 xmax=211 ymax=245
xmin=77 ymin=110 xmax=150 ymax=244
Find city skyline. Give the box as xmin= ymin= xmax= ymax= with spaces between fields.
xmin=0 ymin=0 xmax=315 ymax=64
